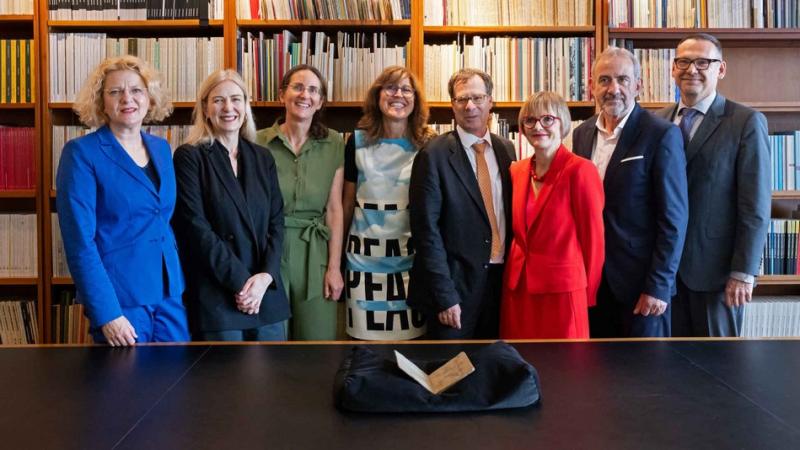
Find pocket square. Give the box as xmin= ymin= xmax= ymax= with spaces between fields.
xmin=620 ymin=155 xmax=644 ymax=163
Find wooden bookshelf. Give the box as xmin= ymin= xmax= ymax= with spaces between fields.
xmin=47 ymin=19 xmax=224 ymax=30
xmin=51 ymin=277 xmax=73 ymax=286
xmin=429 ymin=101 xmax=597 ymax=109
xmin=237 ymin=19 xmax=411 ymax=30
xmin=773 ymin=191 xmax=800 ymax=200
xmin=49 ymin=102 xmax=197 ymax=109
xmin=0 ymin=15 xmax=34 ymax=23
xmin=607 ymin=28 xmax=800 ymax=43
xmin=423 ymin=25 xmax=596 ymax=36
xmin=0 ymin=278 xmax=38 ymax=286
xmin=0 ymin=190 xmax=37 ymax=199
xmin=758 ymin=276 xmax=800 ymax=286
xmin=0 ymin=103 xmax=36 ymax=109
xmin=251 ymin=101 xmax=365 ymax=108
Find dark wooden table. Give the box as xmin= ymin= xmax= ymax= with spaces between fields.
xmin=2 ymin=340 xmax=799 ymax=449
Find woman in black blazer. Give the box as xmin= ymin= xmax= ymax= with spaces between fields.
xmin=172 ymin=69 xmax=289 ymax=341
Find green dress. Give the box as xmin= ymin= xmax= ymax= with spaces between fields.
xmin=255 ymin=122 xmax=344 ymax=340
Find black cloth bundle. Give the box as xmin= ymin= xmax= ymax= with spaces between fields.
xmin=334 ymin=341 xmax=541 ymax=413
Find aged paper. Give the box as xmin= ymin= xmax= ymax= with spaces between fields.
xmin=395 ymin=350 xmax=475 ymax=395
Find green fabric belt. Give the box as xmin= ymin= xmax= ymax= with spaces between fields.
xmin=284 ymin=215 xmax=330 ymax=302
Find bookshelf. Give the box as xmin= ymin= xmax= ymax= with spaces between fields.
xmin=12 ymin=0 xmax=795 ymax=340
xmin=0 ymin=4 xmax=42 ymax=344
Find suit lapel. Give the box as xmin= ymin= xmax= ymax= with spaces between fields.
xmin=447 ymin=132 xmax=490 ymax=225
xmin=685 ymin=94 xmax=725 ymax=163
xmin=207 ymin=140 xmax=257 ymax=240
xmin=490 ymin=134 xmax=513 ymax=229
xmin=142 ymin=132 xmax=166 ymax=198
xmin=526 ymin=146 xmax=568 ymax=232
xmin=97 ymin=126 xmax=157 ymax=196
xmin=511 ymin=158 xmax=530 ymax=246
xmin=572 ymin=115 xmax=598 ymax=159
xmin=604 ymin=105 xmax=643 ymax=187
xmin=236 ymin=140 xmax=262 ymax=245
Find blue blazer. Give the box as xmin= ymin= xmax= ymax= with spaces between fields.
xmin=573 ymin=105 xmax=689 ymax=304
xmin=56 ymin=125 xmax=184 ymax=327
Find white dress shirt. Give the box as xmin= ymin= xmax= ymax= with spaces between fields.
xmin=591 ymin=107 xmax=635 ymax=180
xmin=457 ymin=125 xmax=506 ymax=263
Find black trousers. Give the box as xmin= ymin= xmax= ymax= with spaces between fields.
xmin=589 ymin=275 xmax=671 ymax=338
xmin=426 ymin=263 xmax=503 ymax=339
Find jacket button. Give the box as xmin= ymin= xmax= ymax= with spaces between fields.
xmin=227 ymin=234 xmax=234 ymax=241
xmin=483 ymin=264 xmax=489 ymax=269
xmin=484 ymin=239 xmax=490 ymax=244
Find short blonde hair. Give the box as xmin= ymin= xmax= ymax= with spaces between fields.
xmin=73 ymin=55 xmax=172 ymax=128
xmin=185 ymin=69 xmax=256 ymax=146
xmin=518 ymin=91 xmax=572 ymax=139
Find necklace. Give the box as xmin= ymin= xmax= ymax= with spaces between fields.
xmin=530 ymin=156 xmax=546 ymax=182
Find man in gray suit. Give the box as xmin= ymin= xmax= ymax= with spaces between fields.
xmin=657 ymin=33 xmax=770 ymax=337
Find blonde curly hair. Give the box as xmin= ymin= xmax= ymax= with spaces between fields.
xmin=72 ymin=55 xmax=173 ymax=128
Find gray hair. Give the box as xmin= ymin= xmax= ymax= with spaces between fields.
xmin=592 ymin=47 xmax=641 ymax=81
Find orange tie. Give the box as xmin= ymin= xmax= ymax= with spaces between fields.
xmin=473 ymin=140 xmax=502 ymax=260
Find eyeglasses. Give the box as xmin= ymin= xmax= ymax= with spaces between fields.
xmin=287 ymin=83 xmax=321 ymax=96
xmin=105 ymin=87 xmax=147 ymax=99
xmin=452 ymin=94 xmax=489 ymax=106
xmin=673 ymin=57 xmax=721 ymax=70
xmin=521 ymin=115 xmax=560 ymax=129
xmin=383 ymin=84 xmax=415 ymax=97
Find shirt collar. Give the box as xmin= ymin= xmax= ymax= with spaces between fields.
xmin=678 ymin=91 xmax=716 ymax=116
xmin=595 ymin=105 xmax=634 ymax=137
xmin=456 ymin=125 xmax=493 ymax=150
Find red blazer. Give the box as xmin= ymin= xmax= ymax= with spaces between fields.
xmin=504 ymin=145 xmax=605 ymax=306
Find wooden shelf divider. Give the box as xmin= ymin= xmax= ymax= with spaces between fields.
xmin=47 ymin=19 xmax=224 ymax=29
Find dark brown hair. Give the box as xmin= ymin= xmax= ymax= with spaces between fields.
xmin=357 ymin=66 xmax=434 ymax=149
xmin=279 ymin=64 xmax=329 ymax=140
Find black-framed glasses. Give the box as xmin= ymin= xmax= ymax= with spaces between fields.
xmin=452 ymin=94 xmax=489 ymax=106
xmin=521 ymin=115 xmax=560 ymax=129
xmin=383 ymin=84 xmax=415 ymax=97
xmin=673 ymin=57 xmax=721 ymax=70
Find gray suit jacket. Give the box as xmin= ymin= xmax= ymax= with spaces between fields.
xmin=656 ymin=94 xmax=770 ymax=291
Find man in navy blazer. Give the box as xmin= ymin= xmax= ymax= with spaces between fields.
xmin=656 ymin=34 xmax=770 ymax=337
xmin=573 ymin=48 xmax=689 ymax=337
xmin=408 ymin=68 xmax=515 ymax=339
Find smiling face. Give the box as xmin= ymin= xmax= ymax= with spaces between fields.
xmin=204 ymin=80 xmax=246 ymax=138
xmin=379 ymin=76 xmax=415 ymax=123
xmin=279 ymin=69 xmax=323 ymax=124
xmin=103 ymin=69 xmax=150 ymax=129
xmin=451 ymin=75 xmax=493 ymax=136
xmin=591 ymin=55 xmax=641 ymax=121
xmin=522 ymin=110 xmax=563 ymax=153
xmin=672 ymin=38 xmax=726 ymax=106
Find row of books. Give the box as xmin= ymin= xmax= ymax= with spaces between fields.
xmin=48 ymin=0 xmax=223 ymax=20
xmin=0 ymin=214 xmax=37 ymax=277
xmin=0 ymin=127 xmax=35 ymax=190
xmin=771 ymin=131 xmax=800 ymax=192
xmin=424 ymin=0 xmax=593 ymax=26
xmin=51 ymin=124 xmax=191 ymax=185
xmin=238 ymin=0 xmax=411 ymax=20
xmin=0 ymin=0 xmax=33 ymax=15
xmin=760 ymin=219 xmax=800 ymax=276
xmin=0 ymin=39 xmax=35 ymax=104
xmin=609 ymin=0 xmax=798 ymax=28
xmin=0 ymin=299 xmax=38 ymax=345
xmin=51 ymin=290 xmax=93 ymax=344
xmin=237 ymin=31 xmax=407 ymax=102
xmin=48 ymin=34 xmax=223 ymax=102
xmin=423 ymin=36 xmax=594 ymax=102
xmin=610 ymin=39 xmax=678 ymax=103
xmin=742 ymin=296 xmax=800 ymax=337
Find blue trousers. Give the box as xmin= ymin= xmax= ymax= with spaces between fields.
xmin=90 ymin=295 xmax=190 ymax=343
xmin=195 ymin=321 xmax=288 ymax=342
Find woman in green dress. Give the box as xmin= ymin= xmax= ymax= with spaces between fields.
xmin=255 ymin=64 xmax=345 ymax=340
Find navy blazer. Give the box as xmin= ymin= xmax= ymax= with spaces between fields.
xmin=656 ymin=95 xmax=770 ymax=291
xmin=407 ymin=130 xmax=515 ymax=315
xmin=573 ymin=105 xmax=689 ymax=304
xmin=172 ymin=139 xmax=290 ymax=332
xmin=56 ymin=125 xmax=184 ymax=327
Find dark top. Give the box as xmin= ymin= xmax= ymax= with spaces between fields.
xmin=140 ymin=159 xmax=161 ymax=191
xmin=172 ymin=138 xmax=290 ymax=333
xmin=344 ymin=133 xmax=357 ymax=182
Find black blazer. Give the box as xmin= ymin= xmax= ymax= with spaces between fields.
xmin=573 ymin=105 xmax=688 ymax=304
xmin=172 ymin=138 xmax=290 ymax=332
xmin=407 ymin=130 xmax=515 ymax=315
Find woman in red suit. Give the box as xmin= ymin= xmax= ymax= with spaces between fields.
xmin=500 ymin=91 xmax=605 ymax=339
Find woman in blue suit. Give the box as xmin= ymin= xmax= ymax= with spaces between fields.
xmin=56 ymin=55 xmax=190 ymax=346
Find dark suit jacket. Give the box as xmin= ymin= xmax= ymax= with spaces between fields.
xmin=573 ymin=104 xmax=688 ymax=304
xmin=656 ymin=94 xmax=770 ymax=291
xmin=407 ymin=130 xmax=515 ymax=316
xmin=56 ymin=126 xmax=184 ymax=327
xmin=172 ymin=138 xmax=290 ymax=333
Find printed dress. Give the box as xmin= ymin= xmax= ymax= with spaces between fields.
xmin=345 ymin=130 xmax=426 ymax=340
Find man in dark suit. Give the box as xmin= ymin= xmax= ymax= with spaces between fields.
xmin=408 ymin=68 xmax=515 ymax=339
xmin=573 ymin=47 xmax=689 ymax=337
xmin=655 ymin=34 xmax=770 ymax=337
